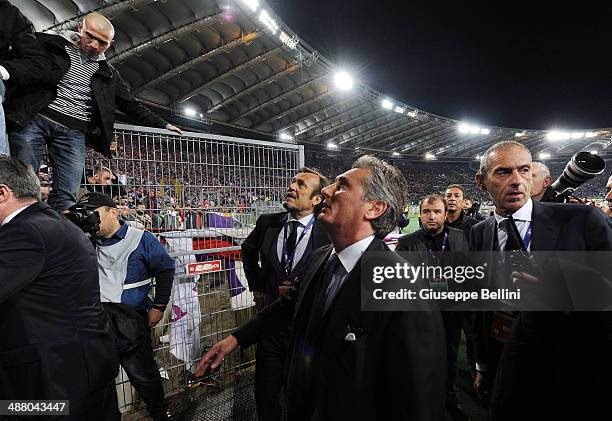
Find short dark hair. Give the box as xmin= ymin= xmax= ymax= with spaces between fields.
xmin=298 ymin=167 xmax=330 ymax=197
xmin=419 ymin=194 xmax=447 ymax=213
xmin=445 ymin=184 xmax=465 ymax=195
xmin=0 ymin=157 xmax=41 ymax=201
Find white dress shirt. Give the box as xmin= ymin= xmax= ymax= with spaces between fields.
xmin=276 ymin=213 xmax=316 ymax=269
xmin=494 ymin=198 xmax=533 ymax=251
xmin=1 ymin=205 xmax=31 ymax=226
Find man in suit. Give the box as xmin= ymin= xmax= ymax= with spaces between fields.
xmin=0 ymin=157 xmax=119 ymax=420
xmin=196 ymin=155 xmax=446 ymax=421
xmin=445 ymin=184 xmax=479 ymax=236
xmin=530 ymin=161 xmax=553 ymax=202
xmin=241 ymin=167 xmax=331 ymax=420
xmin=396 ymin=194 xmax=471 ymax=421
xmin=470 ymin=140 xmax=612 ymax=421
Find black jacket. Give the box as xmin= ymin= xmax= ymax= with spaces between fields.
xmin=4 ymin=32 xmax=169 ymax=157
xmin=234 ymin=238 xmax=446 ymax=421
xmin=241 ymin=211 xmax=330 ymax=305
xmin=469 ymin=201 xmax=612 ymax=421
xmin=0 ymin=202 xmax=119 ymax=408
xmin=0 ymin=1 xmax=49 ymax=87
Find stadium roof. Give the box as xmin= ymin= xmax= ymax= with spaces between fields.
xmin=13 ymin=0 xmax=612 ymax=160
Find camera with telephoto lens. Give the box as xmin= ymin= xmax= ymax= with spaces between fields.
xmin=541 ymin=151 xmax=606 ymax=203
xmin=65 ymin=205 xmax=101 ymax=237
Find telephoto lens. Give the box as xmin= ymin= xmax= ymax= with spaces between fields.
xmin=550 ymin=151 xmax=605 ymax=196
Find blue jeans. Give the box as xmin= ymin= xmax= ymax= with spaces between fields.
xmin=0 ymin=80 xmax=8 ymax=157
xmin=9 ymin=114 xmax=86 ymax=211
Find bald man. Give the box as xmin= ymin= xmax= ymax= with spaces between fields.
xmin=530 ymin=161 xmax=553 ymax=201
xmin=6 ymin=13 xmax=182 ymax=212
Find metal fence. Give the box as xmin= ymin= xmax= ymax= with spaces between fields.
xmin=74 ymin=124 xmax=304 ymax=418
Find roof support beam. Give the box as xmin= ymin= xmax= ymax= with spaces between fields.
xmin=230 ymin=74 xmax=326 ymax=123
xmin=44 ymin=0 xmax=157 ymax=32
xmin=206 ymin=62 xmax=301 ymax=113
xmin=353 ymin=119 xmax=424 ymax=148
xmin=336 ymin=114 xmax=405 ymax=146
xmin=109 ymin=12 xmax=224 ymax=64
xmin=135 ymin=31 xmax=261 ymax=94
xmin=296 ymin=100 xmax=373 ymax=138
xmin=276 ymin=91 xmax=362 ymax=134
xmin=324 ymin=113 xmax=394 ymax=145
xmin=173 ymin=47 xmax=283 ymax=105
xmin=254 ymin=89 xmax=334 ymax=129
xmin=365 ymin=119 xmax=427 ymax=149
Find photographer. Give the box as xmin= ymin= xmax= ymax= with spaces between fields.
xmin=75 ymin=192 xmax=175 ymax=421
xmin=0 ymin=157 xmax=119 ymax=420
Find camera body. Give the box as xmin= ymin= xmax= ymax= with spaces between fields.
xmin=65 ymin=205 xmax=101 ymax=237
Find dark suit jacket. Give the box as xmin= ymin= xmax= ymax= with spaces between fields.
xmin=234 ymin=238 xmax=446 ymax=421
xmin=396 ymin=226 xmax=469 ymax=254
xmin=241 ymin=211 xmax=330 ymax=305
xmin=469 ymin=201 xmax=612 ymax=421
xmin=0 ymin=202 xmax=119 ymax=404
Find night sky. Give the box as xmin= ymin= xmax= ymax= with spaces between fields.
xmin=271 ymin=0 xmax=612 ymax=130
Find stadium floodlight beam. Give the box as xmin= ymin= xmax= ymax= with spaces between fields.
xmin=571 ymin=132 xmax=585 ymax=139
xmin=469 ymin=125 xmax=480 ymax=134
xmin=539 ymin=152 xmax=552 ymax=159
xmin=333 ymin=71 xmax=354 ymax=91
xmin=547 ymin=131 xmax=571 ymax=141
xmin=458 ymin=123 xmax=470 ymax=133
xmin=241 ymin=0 xmax=259 ymax=12
xmin=591 ymin=150 xmax=599 ymax=154
xmin=425 ymin=153 xmax=435 ymax=160
xmin=407 ymin=110 xmax=418 ymax=118
xmin=185 ymin=108 xmax=196 ymax=117
xmin=585 ymin=131 xmax=597 ymax=138
xmin=394 ymin=106 xmax=406 ymax=114
xmin=279 ymin=133 xmax=293 ymax=141
xmin=393 ymin=151 xmax=400 ymax=157
xmin=327 ymin=142 xmax=339 ymax=150
xmin=480 ymin=128 xmax=490 ymax=135
xmin=381 ymin=99 xmax=394 ymax=110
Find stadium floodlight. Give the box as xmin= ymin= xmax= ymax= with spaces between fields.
xmin=392 ymin=151 xmax=400 ymax=157
xmin=279 ymin=133 xmax=293 ymax=141
xmin=381 ymin=99 xmax=394 ymax=110
xmin=327 ymin=142 xmax=339 ymax=150
xmin=547 ymin=131 xmax=570 ymax=141
xmin=259 ymin=10 xmax=279 ymax=34
xmin=469 ymin=125 xmax=481 ymax=134
xmin=394 ymin=106 xmax=406 ymax=114
xmin=333 ymin=71 xmax=354 ymax=91
xmin=591 ymin=150 xmax=599 ymax=154
xmin=280 ymin=31 xmax=298 ymax=50
xmin=407 ymin=110 xmax=418 ymax=118
xmin=185 ymin=108 xmax=196 ymax=117
xmin=539 ymin=152 xmax=551 ymax=159
xmin=199 ymin=113 xmax=204 ymax=118
xmin=425 ymin=153 xmax=435 ymax=160
xmin=585 ymin=131 xmax=597 ymax=138
xmin=571 ymin=132 xmax=584 ymax=139
xmin=475 ymin=155 xmax=482 ymax=160
xmin=480 ymin=128 xmax=490 ymax=135
xmin=515 ymin=131 xmax=526 ymax=137
xmin=241 ymin=0 xmax=259 ymax=12
xmin=458 ymin=123 xmax=470 ymax=133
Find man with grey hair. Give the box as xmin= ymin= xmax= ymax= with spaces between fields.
xmin=530 ymin=161 xmax=553 ymax=201
xmin=195 ymin=155 xmax=446 ymax=421
xmin=0 ymin=156 xmax=120 ymax=420
xmin=471 ymin=141 xmax=612 ymax=421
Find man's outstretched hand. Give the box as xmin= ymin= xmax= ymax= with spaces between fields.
xmin=194 ymin=335 xmax=238 ymax=377
xmin=166 ymin=124 xmax=183 ymax=135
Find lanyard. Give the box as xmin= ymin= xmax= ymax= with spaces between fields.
xmin=282 ymin=216 xmax=315 ymax=273
xmin=521 ymin=223 xmax=532 ymax=250
xmin=423 ymin=228 xmax=449 ymax=254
